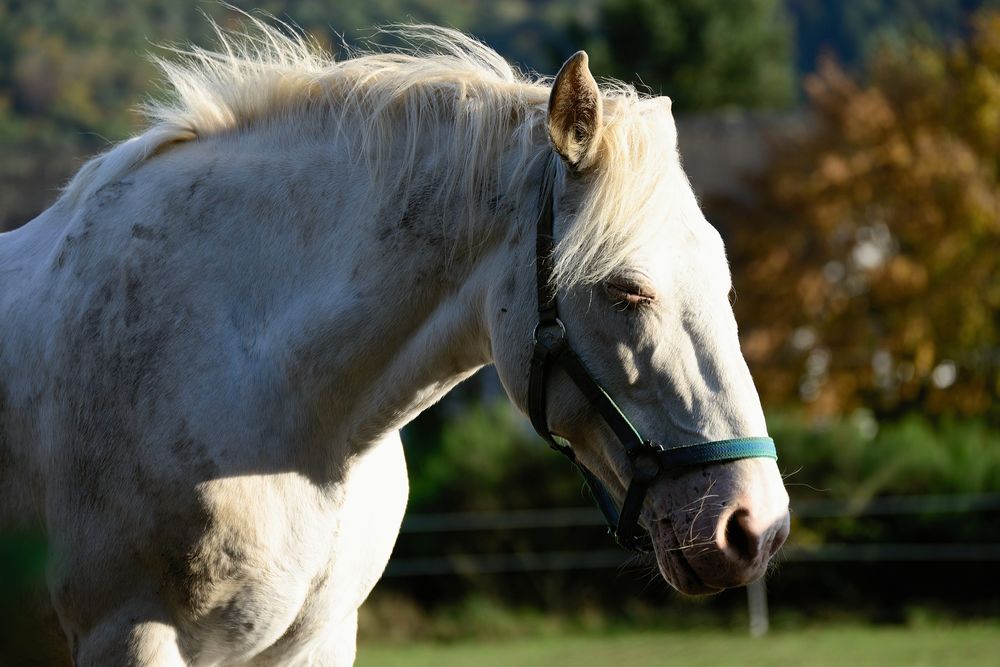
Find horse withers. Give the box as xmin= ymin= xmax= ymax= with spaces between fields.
xmin=0 ymin=21 xmax=789 ymax=666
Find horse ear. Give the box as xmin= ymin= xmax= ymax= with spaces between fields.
xmin=548 ymin=51 xmax=604 ymax=171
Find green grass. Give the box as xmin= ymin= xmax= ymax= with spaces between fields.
xmin=357 ymin=624 xmax=1000 ymax=667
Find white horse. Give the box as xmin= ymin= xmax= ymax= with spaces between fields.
xmin=0 ymin=20 xmax=789 ymax=666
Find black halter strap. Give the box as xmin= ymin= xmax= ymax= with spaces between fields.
xmin=526 ymin=154 xmax=777 ymax=552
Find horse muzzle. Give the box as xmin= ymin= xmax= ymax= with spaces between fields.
xmin=650 ymin=482 xmax=790 ymax=595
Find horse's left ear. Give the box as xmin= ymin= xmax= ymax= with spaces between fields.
xmin=548 ymin=51 xmax=604 ymax=171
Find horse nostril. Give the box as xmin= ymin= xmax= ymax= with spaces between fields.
xmin=723 ymin=509 xmax=760 ymax=563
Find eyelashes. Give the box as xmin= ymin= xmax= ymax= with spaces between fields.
xmin=605 ymin=278 xmax=657 ymax=310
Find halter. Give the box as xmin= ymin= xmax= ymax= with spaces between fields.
xmin=526 ymin=155 xmax=777 ymax=552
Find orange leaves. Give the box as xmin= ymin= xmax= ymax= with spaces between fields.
xmin=727 ymin=10 xmax=1000 ymax=420
xmin=971 ymin=11 xmax=1000 ymax=68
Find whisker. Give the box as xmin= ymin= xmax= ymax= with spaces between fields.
xmin=686 ymin=479 xmax=717 ymax=543
xmin=780 ymin=465 xmax=804 ymax=480
xmin=678 ymin=492 xmax=721 ymax=512
xmin=784 ymin=482 xmax=830 ymax=493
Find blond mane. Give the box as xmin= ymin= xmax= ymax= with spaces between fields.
xmin=60 ymin=15 xmax=681 ymax=288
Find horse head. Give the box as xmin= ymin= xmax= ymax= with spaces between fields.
xmin=490 ymin=52 xmax=789 ymax=594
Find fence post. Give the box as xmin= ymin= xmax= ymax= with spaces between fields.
xmin=747 ymin=577 xmax=769 ymax=637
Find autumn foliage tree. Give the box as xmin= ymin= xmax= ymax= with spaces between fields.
xmin=728 ymin=10 xmax=1000 ymax=421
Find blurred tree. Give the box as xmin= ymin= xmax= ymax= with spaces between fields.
xmin=726 ymin=10 xmax=1000 ymax=420
xmin=787 ymin=0 xmax=1000 ymax=76
xmin=577 ymin=0 xmax=795 ymax=110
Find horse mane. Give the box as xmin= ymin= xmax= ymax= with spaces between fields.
xmin=60 ymin=15 xmax=680 ymax=288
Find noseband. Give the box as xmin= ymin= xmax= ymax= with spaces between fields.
xmin=526 ymin=155 xmax=777 ymax=552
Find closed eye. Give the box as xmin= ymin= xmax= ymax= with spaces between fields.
xmin=604 ymin=278 xmax=656 ymax=310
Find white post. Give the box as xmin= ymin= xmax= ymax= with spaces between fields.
xmin=747 ymin=577 xmax=769 ymax=637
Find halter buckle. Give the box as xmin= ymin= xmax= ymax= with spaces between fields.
xmin=532 ymin=318 xmax=566 ymax=350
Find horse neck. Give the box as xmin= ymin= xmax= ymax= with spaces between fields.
xmin=277 ymin=119 xmax=543 ymax=453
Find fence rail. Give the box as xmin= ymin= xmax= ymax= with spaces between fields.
xmin=385 ymin=493 xmax=1000 ymax=577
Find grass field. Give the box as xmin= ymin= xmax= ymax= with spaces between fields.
xmin=357 ymin=624 xmax=1000 ymax=667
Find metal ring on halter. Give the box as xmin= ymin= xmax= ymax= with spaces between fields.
xmin=627 ymin=441 xmax=666 ymax=483
xmin=532 ymin=318 xmax=566 ymax=348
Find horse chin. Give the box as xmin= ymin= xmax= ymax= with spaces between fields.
xmin=648 ymin=519 xmax=724 ymax=596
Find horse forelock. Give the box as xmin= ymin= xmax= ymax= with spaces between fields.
xmin=58 ymin=14 xmax=681 ymax=291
